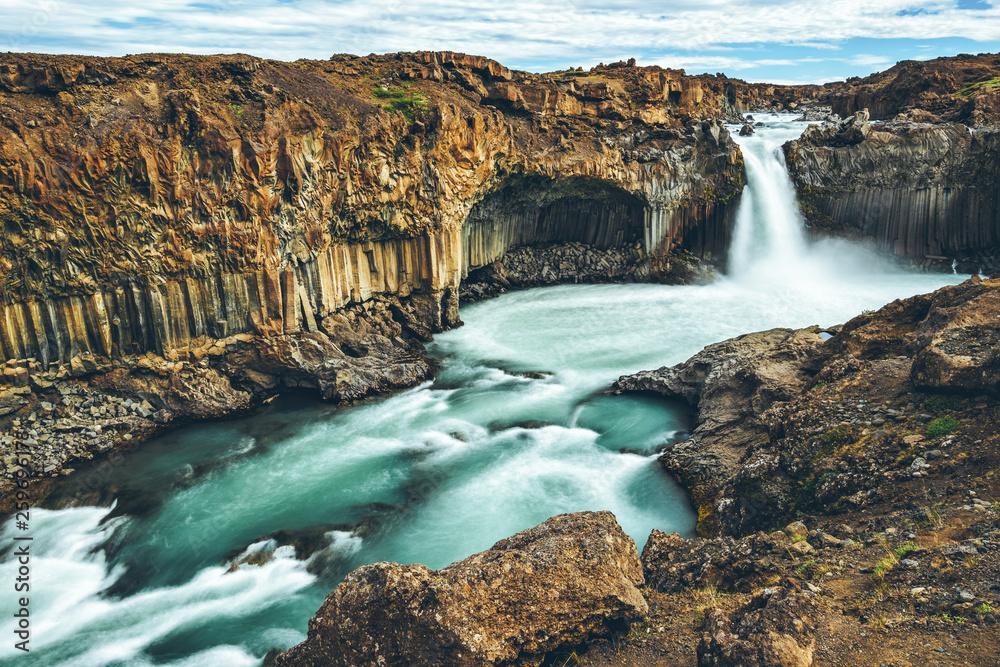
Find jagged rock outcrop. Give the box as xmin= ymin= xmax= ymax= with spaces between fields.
xmin=460 ymin=241 xmax=710 ymax=301
xmin=274 ymin=511 xmax=647 ymax=667
xmin=615 ymin=277 xmax=999 ymax=539
xmin=830 ymin=275 xmax=1000 ymax=394
xmin=825 ymin=53 xmax=1000 ymax=125
xmin=784 ymin=113 xmax=1000 ymax=273
xmin=612 ymin=327 xmax=827 ymax=535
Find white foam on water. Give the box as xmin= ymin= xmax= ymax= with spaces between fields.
xmin=0 ymin=507 xmax=316 ymax=666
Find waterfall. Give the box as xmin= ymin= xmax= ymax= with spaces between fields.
xmin=728 ymin=118 xmax=811 ymax=282
xmin=723 ymin=114 xmax=920 ymax=290
xmin=727 ymin=115 xmax=812 ymax=284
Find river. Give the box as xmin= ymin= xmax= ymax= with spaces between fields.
xmin=0 ymin=114 xmax=965 ymax=666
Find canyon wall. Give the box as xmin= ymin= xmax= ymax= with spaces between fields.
xmin=0 ymin=51 xmax=758 ymax=373
xmin=784 ymin=113 xmax=1000 ymax=272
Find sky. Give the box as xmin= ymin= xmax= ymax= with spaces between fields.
xmin=2 ymin=0 xmax=999 ymax=84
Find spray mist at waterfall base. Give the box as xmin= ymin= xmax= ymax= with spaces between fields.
xmin=0 ymin=115 xmax=967 ymax=666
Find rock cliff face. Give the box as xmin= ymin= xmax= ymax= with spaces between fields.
xmin=784 ymin=112 xmax=1000 ymax=273
xmin=0 ymin=51 xmax=762 ymax=376
xmin=615 ymin=276 xmax=1000 ymax=538
xmin=824 ymin=53 xmax=1000 ymax=125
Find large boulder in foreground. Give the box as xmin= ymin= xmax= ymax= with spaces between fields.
xmin=274 ymin=511 xmax=647 ymax=667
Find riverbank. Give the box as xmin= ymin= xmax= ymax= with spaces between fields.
xmin=0 ymin=295 xmax=439 ymax=512
xmin=273 ymin=276 xmax=1000 ymax=666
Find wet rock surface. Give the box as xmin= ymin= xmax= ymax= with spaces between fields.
xmin=274 ymin=511 xmax=647 ymax=667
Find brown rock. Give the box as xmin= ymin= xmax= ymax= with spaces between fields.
xmin=613 ymin=327 xmax=825 ymax=535
xmin=275 ymin=511 xmax=647 ymax=667
xmin=698 ymin=586 xmax=816 ymax=667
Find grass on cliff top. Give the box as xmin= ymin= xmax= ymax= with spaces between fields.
xmin=955 ymin=76 xmax=1000 ymax=98
xmin=373 ymin=86 xmax=429 ymax=123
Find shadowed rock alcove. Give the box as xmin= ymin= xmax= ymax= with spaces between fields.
xmin=462 ymin=175 xmax=647 ymax=277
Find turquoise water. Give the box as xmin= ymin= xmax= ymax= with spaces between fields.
xmin=0 ymin=115 xmax=967 ymax=665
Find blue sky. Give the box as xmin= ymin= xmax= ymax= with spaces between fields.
xmin=2 ymin=0 xmax=999 ymax=83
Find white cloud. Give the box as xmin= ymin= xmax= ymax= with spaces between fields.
xmin=850 ymin=54 xmax=895 ymax=67
xmin=0 ymin=0 xmax=998 ymax=73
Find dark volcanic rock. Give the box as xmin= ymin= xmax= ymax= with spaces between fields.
xmin=274 ymin=511 xmax=647 ymax=667
xmin=642 ymin=530 xmax=788 ymax=594
xmin=616 ymin=276 xmax=1000 ymax=541
xmin=785 ymin=112 xmax=1000 ymax=273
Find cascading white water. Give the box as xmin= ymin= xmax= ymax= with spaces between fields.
xmin=0 ymin=115 xmax=967 ymax=667
xmin=727 ymin=116 xmax=811 ymax=281
xmin=725 ymin=113 xmax=912 ymax=289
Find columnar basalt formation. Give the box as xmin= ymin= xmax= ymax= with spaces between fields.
xmin=0 ymin=51 xmax=755 ymax=377
xmin=783 ymin=113 xmax=1000 ymax=272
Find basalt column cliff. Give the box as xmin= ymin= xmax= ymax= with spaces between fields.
xmin=0 ymin=51 xmax=809 ymax=493
xmin=784 ymin=54 xmax=1000 ymax=273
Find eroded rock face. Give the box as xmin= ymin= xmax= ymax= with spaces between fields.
xmin=613 ymin=327 xmax=826 ymax=535
xmin=274 ymin=511 xmax=647 ymax=667
xmin=0 ymin=50 xmax=755 ymax=374
xmin=698 ymin=587 xmax=816 ymax=667
xmin=909 ymin=279 xmax=1000 ymax=393
xmin=785 ymin=114 xmax=1000 ymax=273
xmin=825 ymin=53 xmax=1000 ymax=125
xmin=617 ymin=277 xmax=999 ymax=541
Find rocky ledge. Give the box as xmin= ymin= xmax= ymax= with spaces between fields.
xmin=615 ymin=276 xmax=1000 ymax=538
xmin=460 ymin=240 xmax=712 ymax=302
